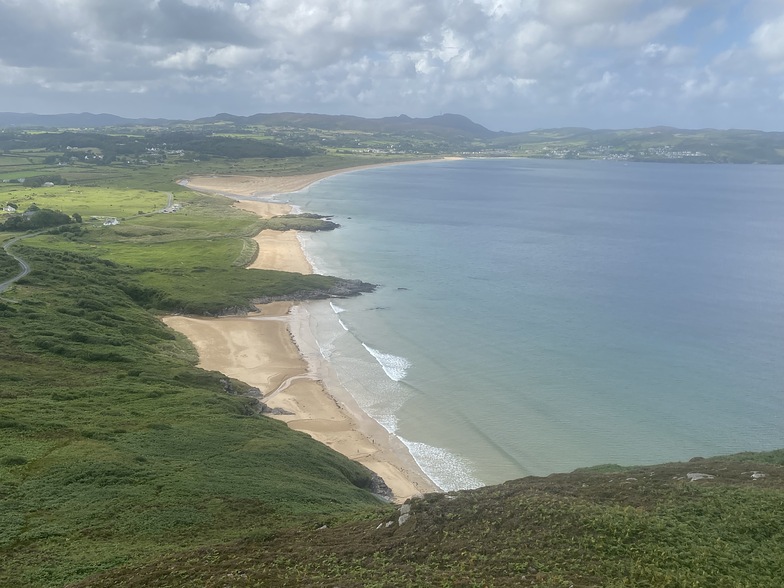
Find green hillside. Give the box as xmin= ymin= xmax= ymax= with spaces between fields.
xmin=72 ymin=451 xmax=784 ymax=587
xmin=0 ymin=167 xmax=382 ymax=587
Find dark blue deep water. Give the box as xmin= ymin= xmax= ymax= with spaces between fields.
xmin=289 ymin=159 xmax=784 ymax=490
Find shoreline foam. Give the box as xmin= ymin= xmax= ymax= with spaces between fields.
xmin=166 ymin=161 xmax=448 ymax=501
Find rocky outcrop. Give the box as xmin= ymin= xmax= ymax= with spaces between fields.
xmin=260 ymin=404 xmax=295 ymax=416
xmin=251 ymin=279 xmax=376 ymax=305
xmin=369 ymin=473 xmax=393 ymax=501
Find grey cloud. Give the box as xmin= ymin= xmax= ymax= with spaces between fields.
xmin=542 ymin=0 xmax=636 ymax=27
xmin=0 ymin=4 xmax=84 ymax=68
xmin=154 ymin=0 xmax=258 ymax=45
xmin=77 ymin=0 xmax=257 ymax=45
xmin=0 ymin=0 xmax=781 ymax=130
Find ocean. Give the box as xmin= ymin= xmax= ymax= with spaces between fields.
xmin=287 ymin=158 xmax=784 ymax=491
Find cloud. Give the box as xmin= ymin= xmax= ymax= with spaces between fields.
xmin=542 ymin=0 xmax=636 ymax=27
xmin=0 ymin=0 xmax=781 ymax=129
xmin=569 ymin=6 xmax=689 ymax=47
xmin=750 ymin=13 xmax=784 ymax=65
xmin=641 ymin=43 xmax=695 ymax=65
xmin=156 ymin=47 xmax=207 ymax=71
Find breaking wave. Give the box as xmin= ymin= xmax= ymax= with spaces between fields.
xmin=361 ymin=344 xmax=411 ymax=382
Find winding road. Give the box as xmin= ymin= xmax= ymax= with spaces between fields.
xmin=0 ymin=231 xmax=43 ymax=294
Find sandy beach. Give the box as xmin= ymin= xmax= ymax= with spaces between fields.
xmin=184 ymin=164 xmax=432 ymax=276
xmin=223 ymin=199 xmax=313 ymax=274
xmin=183 ymin=159 xmax=449 ymax=199
xmin=184 ymin=170 xmax=346 ymax=198
xmin=165 ymin=163 xmax=443 ymax=501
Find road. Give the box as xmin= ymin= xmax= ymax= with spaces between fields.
xmin=0 ymin=231 xmax=45 ymax=294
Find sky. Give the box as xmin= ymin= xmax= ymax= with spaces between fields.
xmin=0 ymin=0 xmax=783 ymax=131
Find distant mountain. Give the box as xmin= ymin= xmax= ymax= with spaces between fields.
xmin=0 ymin=111 xmax=498 ymax=141
xmin=194 ymin=112 xmax=499 ymax=140
xmin=0 ymin=112 xmax=175 ymax=128
xmin=2 ymin=111 xmax=783 ymax=163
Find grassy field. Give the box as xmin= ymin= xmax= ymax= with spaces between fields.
xmin=1 ymin=185 xmax=168 ymax=218
xmin=17 ymin=188 xmax=347 ymax=314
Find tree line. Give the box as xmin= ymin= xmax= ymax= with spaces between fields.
xmin=1 ymin=131 xmax=312 ymax=162
xmin=0 ymin=206 xmax=79 ymax=232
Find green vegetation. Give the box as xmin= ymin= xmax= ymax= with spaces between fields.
xmin=491 ymin=126 xmax=784 ymax=164
xmin=1 ymin=185 xmax=168 ymax=218
xmin=0 ymin=246 xmax=382 ymax=588
xmin=0 ymin=243 xmax=20 ymax=280
xmin=1 ymin=208 xmax=74 ymax=231
xmin=4 ymin=173 xmax=68 ymax=187
xmin=68 ymin=452 xmax=784 ymax=587
xmin=0 ymin=130 xmax=309 ymax=166
xmin=4 ymin=112 xmax=784 ymax=163
xmin=258 ymin=213 xmax=340 ymax=232
xmin=20 ymin=192 xmax=354 ymax=314
xmin=1 ymin=123 xmax=783 ymax=587
xmin=0 ymin=153 xmax=382 ymax=587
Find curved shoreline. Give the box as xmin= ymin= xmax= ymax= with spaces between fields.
xmin=181 ymin=158 xmax=458 ymax=199
xmin=166 ymin=162 xmax=448 ymax=501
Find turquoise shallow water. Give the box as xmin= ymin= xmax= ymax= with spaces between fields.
xmin=287 ymin=158 xmax=784 ymax=490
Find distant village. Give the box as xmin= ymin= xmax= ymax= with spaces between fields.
xmin=511 ymin=144 xmax=708 ymax=161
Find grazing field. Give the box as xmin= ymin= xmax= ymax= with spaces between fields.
xmin=0 ymin=185 xmax=169 ymax=218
